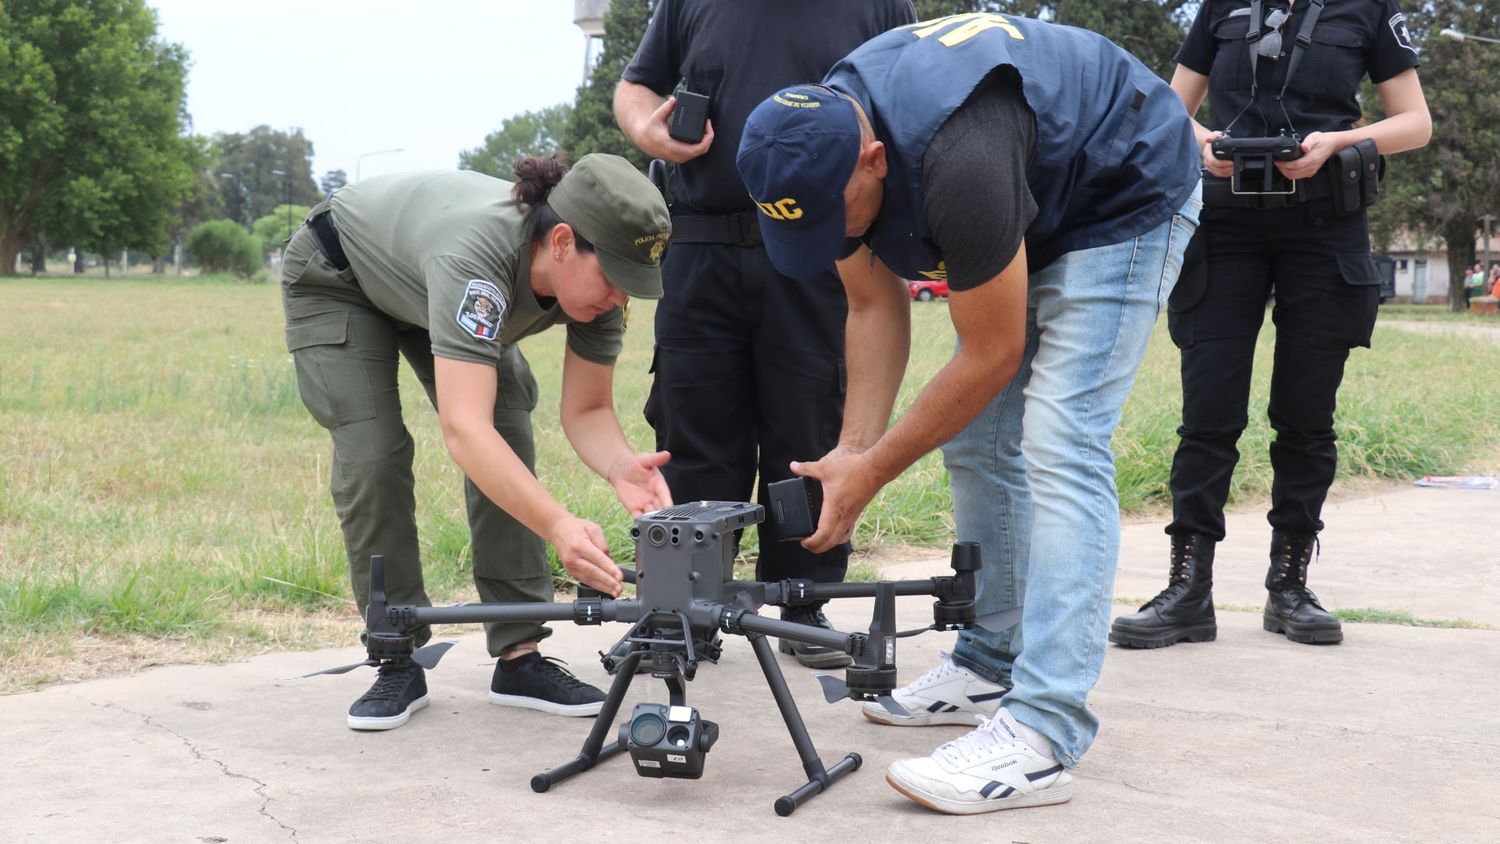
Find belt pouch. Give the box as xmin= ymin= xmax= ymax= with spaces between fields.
xmin=1355 ymin=139 xmax=1383 ymax=209
xmin=1331 ymin=143 xmax=1364 ymax=217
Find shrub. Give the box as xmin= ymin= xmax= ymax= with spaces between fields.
xmin=186 ymin=220 xmax=263 ymax=278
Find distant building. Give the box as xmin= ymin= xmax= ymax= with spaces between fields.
xmin=1380 ymin=231 xmax=1450 ymax=304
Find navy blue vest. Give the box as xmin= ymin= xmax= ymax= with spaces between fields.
xmin=825 ymin=13 xmax=1199 ymax=276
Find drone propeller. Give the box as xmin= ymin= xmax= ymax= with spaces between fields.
xmin=972 ymin=606 xmax=1024 ymax=633
xmin=409 ymin=639 xmax=458 ymax=669
xmin=282 ymin=639 xmax=459 ymax=681
xmin=811 ymin=673 xmax=910 ymax=718
xmin=284 ymin=658 xmax=379 ymax=680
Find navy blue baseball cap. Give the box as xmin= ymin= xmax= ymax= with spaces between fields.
xmin=736 ymin=85 xmax=861 ymax=279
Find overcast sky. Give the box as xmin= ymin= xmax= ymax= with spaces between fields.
xmin=148 ymin=1 xmax=595 ymax=182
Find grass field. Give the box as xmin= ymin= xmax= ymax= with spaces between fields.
xmin=3 ymin=276 xmax=1498 ymax=691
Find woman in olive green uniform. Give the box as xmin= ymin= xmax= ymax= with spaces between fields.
xmin=281 ymin=154 xmax=673 ymax=730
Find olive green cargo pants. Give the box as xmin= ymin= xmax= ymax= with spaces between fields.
xmin=280 ymin=221 xmax=552 ymax=656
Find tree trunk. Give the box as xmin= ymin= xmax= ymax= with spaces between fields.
xmin=73 ymin=249 xmax=85 ymax=274
xmin=1445 ymin=219 xmax=1476 ymax=313
xmin=0 ymin=230 xmax=22 ymax=277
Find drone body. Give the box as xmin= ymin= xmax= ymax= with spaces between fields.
xmin=302 ymin=499 xmax=1016 ymax=816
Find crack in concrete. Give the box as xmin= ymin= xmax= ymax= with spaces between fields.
xmin=1081 ymin=773 xmax=1174 ymax=797
xmin=76 ymin=694 xmax=297 ymax=841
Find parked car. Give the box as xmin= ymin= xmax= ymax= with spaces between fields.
xmin=908 ymin=279 xmax=949 ymax=301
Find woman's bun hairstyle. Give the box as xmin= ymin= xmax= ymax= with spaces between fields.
xmin=512 ymin=153 xmax=571 ymax=207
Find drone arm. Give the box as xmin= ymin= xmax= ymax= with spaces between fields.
xmin=722 ymin=608 xmax=855 ymax=654
xmin=384 ymin=599 xmax=643 ymax=628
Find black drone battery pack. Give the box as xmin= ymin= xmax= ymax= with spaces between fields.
xmin=668 ymin=91 xmax=710 ymax=144
xmin=767 ymin=476 xmax=822 ymax=540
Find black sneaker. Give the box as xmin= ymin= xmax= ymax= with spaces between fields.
xmin=347 ymin=660 xmax=428 ymax=731
xmin=779 ymin=606 xmax=854 ymax=669
xmin=489 ymin=652 xmax=606 ymax=717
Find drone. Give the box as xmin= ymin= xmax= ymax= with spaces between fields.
xmin=297 ymin=480 xmax=1017 ymax=816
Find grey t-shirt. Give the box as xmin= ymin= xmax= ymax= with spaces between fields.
xmin=330 ymin=169 xmax=624 ymax=366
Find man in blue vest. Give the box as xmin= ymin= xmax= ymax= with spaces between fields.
xmin=737 ymin=13 xmax=1201 ymax=814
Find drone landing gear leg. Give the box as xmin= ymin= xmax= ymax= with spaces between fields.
xmin=747 ymin=633 xmax=861 ymax=817
xmin=530 ymin=651 xmax=642 ymax=792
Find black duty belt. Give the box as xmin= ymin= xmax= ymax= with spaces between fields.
xmin=669 ymin=211 xmax=763 ymax=246
xmin=308 ymin=210 xmax=351 ymax=272
xmin=1203 ymin=168 xmax=1333 ymax=210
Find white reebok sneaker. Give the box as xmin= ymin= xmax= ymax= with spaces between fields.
xmin=861 ymin=651 xmax=1007 ymax=726
xmin=885 ymin=709 xmax=1073 ymax=814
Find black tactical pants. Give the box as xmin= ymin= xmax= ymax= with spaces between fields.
xmin=280 ymin=224 xmax=553 ymax=656
xmin=645 ymin=241 xmax=850 ymax=583
xmin=1166 ymin=200 xmax=1380 ymax=540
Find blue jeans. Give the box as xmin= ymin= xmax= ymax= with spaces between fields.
xmin=945 ymin=186 xmax=1202 ymax=767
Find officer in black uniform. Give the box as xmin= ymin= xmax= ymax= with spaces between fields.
xmin=613 ymin=0 xmax=914 ymax=668
xmin=1111 ymin=0 xmax=1430 ymax=650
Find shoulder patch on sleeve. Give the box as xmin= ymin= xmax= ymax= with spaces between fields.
xmin=456 ymin=279 xmax=506 ymax=340
xmin=1389 ymin=13 xmax=1417 ymax=56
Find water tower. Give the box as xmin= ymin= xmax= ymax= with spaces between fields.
xmin=575 ymin=0 xmax=611 ymax=79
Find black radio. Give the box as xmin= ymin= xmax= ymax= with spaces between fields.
xmin=668 ymin=91 xmax=711 ymax=144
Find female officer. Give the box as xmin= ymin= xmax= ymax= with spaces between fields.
xmin=1111 ymin=0 xmax=1430 ymax=649
xmin=281 ymin=153 xmax=674 ymax=730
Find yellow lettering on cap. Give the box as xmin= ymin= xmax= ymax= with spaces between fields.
xmin=633 ymin=231 xmax=670 ymax=263
xmin=773 ymin=93 xmax=822 ymax=109
xmin=755 ymin=199 xmax=804 ymax=221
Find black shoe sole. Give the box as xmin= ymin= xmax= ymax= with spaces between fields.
xmin=1263 ymin=614 xmax=1344 ymax=644
xmin=778 ymin=639 xmax=854 ymax=669
xmin=1108 ymin=621 xmax=1217 ymax=649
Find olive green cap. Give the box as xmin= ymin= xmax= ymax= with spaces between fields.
xmin=549 ymin=154 xmax=671 ymax=299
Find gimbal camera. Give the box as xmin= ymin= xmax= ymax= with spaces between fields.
xmin=296 ymin=483 xmax=1016 ymax=816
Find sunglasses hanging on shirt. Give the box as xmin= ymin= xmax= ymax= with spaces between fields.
xmin=1257 ymin=8 xmax=1290 ymax=59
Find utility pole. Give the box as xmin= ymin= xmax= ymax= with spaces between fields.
xmin=1483 ymin=213 xmax=1492 ymax=274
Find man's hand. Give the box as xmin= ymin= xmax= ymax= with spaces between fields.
xmin=1201 ymin=131 xmax=1232 ymax=178
xmin=607 ymin=450 xmax=674 ymax=517
xmin=547 ymin=516 xmax=624 ymax=597
xmin=1278 ymin=131 xmax=1339 ymax=181
xmin=618 ymin=80 xmax=708 ymax=162
xmin=790 ymin=444 xmax=882 ymax=553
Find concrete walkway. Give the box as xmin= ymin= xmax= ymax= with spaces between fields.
xmin=3 ymin=485 xmax=1497 ymax=842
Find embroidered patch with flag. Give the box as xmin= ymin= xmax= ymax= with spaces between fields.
xmin=456 ymin=279 xmax=506 ymax=340
xmin=1389 ymin=13 xmax=1416 ymax=55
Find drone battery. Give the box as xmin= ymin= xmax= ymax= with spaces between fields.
xmin=767 ymin=476 xmax=821 ymax=540
xmin=667 ymin=91 xmax=711 ymax=143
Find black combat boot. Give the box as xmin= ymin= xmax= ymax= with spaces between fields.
xmin=1109 ymin=533 xmax=1217 ymax=648
xmin=1263 ymin=531 xmax=1343 ymax=645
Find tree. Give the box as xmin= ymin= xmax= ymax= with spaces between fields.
xmin=319 ymin=169 xmax=347 ymax=196
xmin=252 ymin=204 xmax=311 ymax=248
xmin=1 ymin=0 xmax=195 ymax=275
xmin=1365 ymin=6 xmax=1496 ymax=305
xmin=186 ymin=219 xmax=262 ymax=278
xmin=1368 ymin=2 xmax=1500 ymax=310
xmin=154 ymin=134 xmax=225 ymax=272
xmin=213 ymin=125 xmax=321 ymax=227
xmin=461 ymin=104 xmax=573 ymax=178
xmin=565 ymin=0 xmax=654 ymax=171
